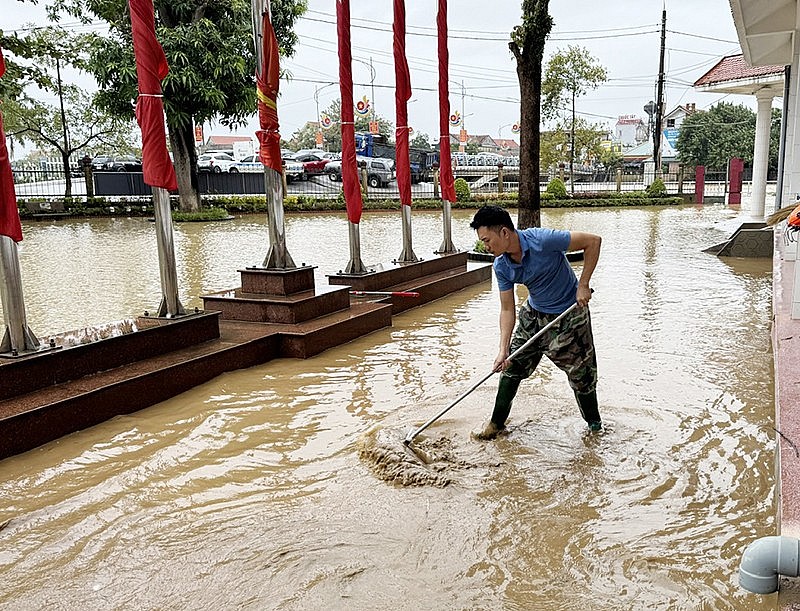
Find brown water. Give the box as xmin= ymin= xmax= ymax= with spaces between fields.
xmin=0 ymin=206 xmax=775 ymax=609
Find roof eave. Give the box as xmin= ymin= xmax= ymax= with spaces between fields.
xmin=729 ymin=0 xmax=795 ymax=66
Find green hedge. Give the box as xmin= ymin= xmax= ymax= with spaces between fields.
xmin=18 ymin=191 xmax=686 ymax=220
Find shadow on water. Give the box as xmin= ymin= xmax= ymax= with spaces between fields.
xmin=0 ymin=206 xmax=777 ymax=609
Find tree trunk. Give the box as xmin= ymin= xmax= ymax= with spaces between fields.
xmin=61 ymin=149 xmax=72 ymax=198
xmin=168 ymin=121 xmax=201 ymax=212
xmin=516 ymin=53 xmax=542 ymax=229
xmin=570 ymin=90 xmax=575 ymax=195
xmin=511 ymin=0 xmax=551 ymax=229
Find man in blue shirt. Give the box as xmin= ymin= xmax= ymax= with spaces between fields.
xmin=469 ymin=205 xmax=602 ymax=438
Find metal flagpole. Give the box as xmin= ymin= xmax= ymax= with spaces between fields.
xmin=152 ymin=187 xmax=185 ymax=317
xmin=338 ymin=0 xmax=368 ymax=275
xmin=253 ymin=0 xmax=295 ymax=270
xmin=435 ymin=0 xmax=456 ymax=254
xmin=0 ymin=236 xmax=40 ymax=354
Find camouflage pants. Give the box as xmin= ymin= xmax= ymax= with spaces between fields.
xmin=502 ymin=302 xmax=598 ymax=393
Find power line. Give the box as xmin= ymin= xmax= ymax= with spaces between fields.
xmin=301 ymin=15 xmax=658 ymax=42
xmin=306 ymin=9 xmax=658 ymax=37
xmin=667 ymin=30 xmax=739 ymax=44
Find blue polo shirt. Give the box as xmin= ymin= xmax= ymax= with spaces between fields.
xmin=493 ymin=227 xmax=577 ymax=313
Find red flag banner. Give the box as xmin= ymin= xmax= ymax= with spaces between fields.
xmin=255 ymin=3 xmax=282 ymax=174
xmin=393 ymin=0 xmax=412 ymax=207
xmin=129 ymin=0 xmax=178 ymax=191
xmin=437 ymin=0 xmax=456 ymax=203
xmin=337 ymin=0 xmax=363 ymax=224
xmin=0 ymin=48 xmax=23 ymax=243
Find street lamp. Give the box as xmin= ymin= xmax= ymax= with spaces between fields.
xmin=498 ymin=123 xmax=513 ymax=151
xmin=448 ymin=80 xmax=468 ymax=151
xmin=353 ymin=56 xmax=376 ymax=120
xmin=314 ymin=82 xmax=337 ymax=150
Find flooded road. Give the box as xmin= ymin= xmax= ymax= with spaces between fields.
xmin=0 ymin=206 xmax=775 ymax=609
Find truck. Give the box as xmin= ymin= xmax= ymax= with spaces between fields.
xmin=354 ymin=133 xmax=430 ymax=183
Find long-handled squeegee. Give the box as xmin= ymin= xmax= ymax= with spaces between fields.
xmin=403 ymin=301 xmax=582 ymax=446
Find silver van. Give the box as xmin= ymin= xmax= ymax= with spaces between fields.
xmin=325 ymin=156 xmax=396 ymax=188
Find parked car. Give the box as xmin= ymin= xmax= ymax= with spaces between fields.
xmin=91 ymin=155 xmax=113 ymax=171
xmin=232 ymin=154 xmax=305 ymax=183
xmin=232 ymin=154 xmax=263 ymax=173
xmin=294 ymin=153 xmax=330 ymax=177
xmin=282 ymin=155 xmax=305 ymax=182
xmin=325 ymin=156 xmax=395 ymax=188
xmin=105 ymin=155 xmax=143 ymax=172
xmin=197 ymin=152 xmax=237 ymax=173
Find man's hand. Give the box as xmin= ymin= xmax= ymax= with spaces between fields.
xmin=576 ymin=284 xmax=593 ymax=307
xmin=493 ymin=348 xmax=510 ymax=372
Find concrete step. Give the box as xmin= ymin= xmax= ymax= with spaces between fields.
xmin=351 ymin=261 xmax=493 ymax=314
xmin=202 ymin=284 xmax=351 ymax=324
xmin=0 ymin=302 xmax=391 ymax=460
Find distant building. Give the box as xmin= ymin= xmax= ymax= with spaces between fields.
xmin=202 ymin=135 xmax=254 ymax=154
xmin=494 ymin=138 xmax=520 ymax=155
xmin=445 ymin=133 xmax=501 ymax=153
xmin=615 ymin=115 xmax=648 ymax=147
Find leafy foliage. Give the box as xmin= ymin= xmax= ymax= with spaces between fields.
xmin=546 ymin=177 xmax=567 ymax=198
xmin=675 ymin=102 xmax=780 ymax=169
xmin=645 ymin=178 xmax=667 ymax=197
xmin=1 ymin=25 xmax=137 ymax=196
xmin=540 ymin=116 xmax=605 ymax=171
xmin=43 ymin=0 xmax=307 ymax=211
xmin=454 ymin=177 xmax=471 ymax=202
xmin=410 ymin=132 xmax=431 ymax=150
xmin=542 ymin=46 xmax=608 ymax=121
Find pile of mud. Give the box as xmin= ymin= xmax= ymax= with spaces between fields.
xmin=357 ymin=428 xmax=465 ymax=487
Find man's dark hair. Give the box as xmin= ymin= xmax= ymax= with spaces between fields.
xmin=470 ymin=205 xmax=515 ymax=231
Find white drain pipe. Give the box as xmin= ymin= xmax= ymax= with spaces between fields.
xmin=739 ymin=536 xmax=800 ymax=594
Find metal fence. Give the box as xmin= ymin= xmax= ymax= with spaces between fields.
xmin=12 ymin=163 xmax=750 ymax=203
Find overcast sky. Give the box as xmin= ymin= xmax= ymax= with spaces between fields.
xmin=2 ymin=0 xmax=760 ymax=148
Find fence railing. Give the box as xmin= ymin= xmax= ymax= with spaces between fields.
xmin=12 ymin=164 xmax=744 ymax=203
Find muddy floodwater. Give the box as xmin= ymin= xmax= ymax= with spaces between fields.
xmin=0 ymin=206 xmax=775 ymax=609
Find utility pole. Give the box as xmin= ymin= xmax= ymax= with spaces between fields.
xmin=369 ymin=56 xmax=376 ymax=121
xmin=460 ymin=80 xmax=466 ymax=152
xmin=653 ymin=7 xmax=666 ymax=176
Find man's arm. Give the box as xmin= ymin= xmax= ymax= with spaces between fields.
xmin=568 ymin=231 xmax=601 ymax=307
xmin=495 ymin=289 xmax=516 ymax=371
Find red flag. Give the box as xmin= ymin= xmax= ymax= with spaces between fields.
xmin=337 ymin=0 xmax=363 ymax=224
xmin=129 ymin=0 xmax=178 ymax=191
xmin=437 ymin=0 xmax=456 ymax=203
xmin=393 ymin=0 xmax=412 ymax=207
xmin=0 ymin=48 xmax=23 ymax=243
xmin=255 ymin=2 xmax=282 ymax=173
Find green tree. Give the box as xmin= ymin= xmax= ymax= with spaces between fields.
xmin=46 ymin=0 xmax=307 ymax=211
xmin=410 ymin=132 xmax=431 ymax=150
xmin=542 ymin=45 xmax=607 ymax=193
xmin=1 ymin=26 xmax=133 ymax=197
xmin=290 ymin=98 xmax=393 ymax=152
xmin=676 ymin=102 xmax=755 ymax=168
xmin=540 ymin=116 xmax=604 ymax=173
xmin=509 ymin=0 xmax=553 ymax=229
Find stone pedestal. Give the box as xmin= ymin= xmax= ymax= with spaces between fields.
xmin=328 ymin=252 xmax=492 ymax=314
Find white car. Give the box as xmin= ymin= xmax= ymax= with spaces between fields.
xmin=232 ymin=155 xmax=305 ymax=182
xmin=232 ymin=155 xmax=264 ymax=173
xmin=197 ymin=152 xmax=237 ymax=173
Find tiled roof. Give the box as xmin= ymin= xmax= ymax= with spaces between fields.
xmin=207 ymin=135 xmax=253 ymax=145
xmin=694 ymin=54 xmax=785 ymax=86
xmin=495 ymin=139 xmax=519 ymax=150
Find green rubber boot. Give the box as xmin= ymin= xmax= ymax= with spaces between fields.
xmin=473 ymin=375 xmax=521 ymax=440
xmin=575 ymin=390 xmax=601 ymax=431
